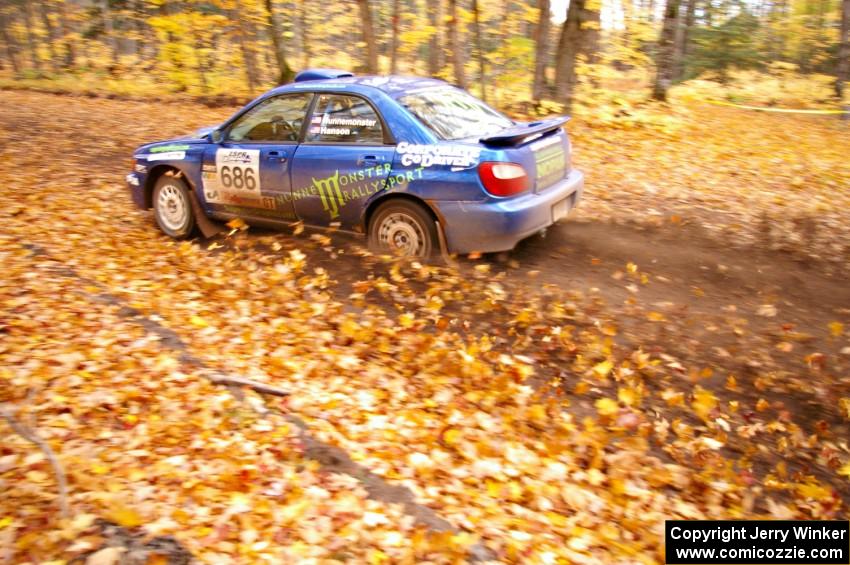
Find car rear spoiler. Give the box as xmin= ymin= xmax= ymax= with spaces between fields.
xmin=479 ymin=116 xmax=570 ymax=147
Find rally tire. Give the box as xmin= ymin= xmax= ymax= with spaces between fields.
xmin=153 ymin=175 xmax=195 ymax=239
xmin=368 ymin=199 xmax=438 ymax=258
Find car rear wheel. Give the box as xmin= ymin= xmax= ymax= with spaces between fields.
xmin=368 ymin=199 xmax=437 ymax=258
xmin=153 ymin=175 xmax=195 ymax=239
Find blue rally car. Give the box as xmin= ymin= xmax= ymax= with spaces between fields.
xmin=127 ymin=69 xmax=584 ymax=257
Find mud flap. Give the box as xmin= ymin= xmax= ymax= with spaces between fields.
xmin=435 ymin=220 xmax=457 ymax=267
xmin=187 ymin=189 xmax=225 ymax=238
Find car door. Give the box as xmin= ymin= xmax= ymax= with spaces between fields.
xmin=289 ymin=93 xmax=395 ymax=229
xmin=201 ymin=92 xmax=313 ymax=222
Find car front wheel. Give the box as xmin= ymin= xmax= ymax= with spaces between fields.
xmin=368 ymin=199 xmax=437 ymax=258
xmin=153 ymin=175 xmax=195 ymax=239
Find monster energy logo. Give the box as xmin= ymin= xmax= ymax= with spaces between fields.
xmin=313 ymin=170 xmax=344 ymax=219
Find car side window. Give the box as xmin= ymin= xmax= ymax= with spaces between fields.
xmin=305 ymin=94 xmax=384 ymax=144
xmin=226 ymin=93 xmax=312 ymax=143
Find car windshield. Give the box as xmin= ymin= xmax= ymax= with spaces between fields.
xmin=398 ymin=88 xmax=513 ymax=140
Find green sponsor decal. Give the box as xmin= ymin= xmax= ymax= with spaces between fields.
xmin=275 ymin=164 xmax=425 ymax=219
xmin=313 ymin=170 xmax=345 ymax=219
xmin=535 ymin=143 xmax=566 ymax=185
xmin=150 ymin=144 xmax=192 ymax=153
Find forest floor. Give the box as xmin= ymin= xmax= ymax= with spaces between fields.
xmin=1 ymin=90 xmax=849 ymax=563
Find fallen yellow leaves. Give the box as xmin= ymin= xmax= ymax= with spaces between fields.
xmin=106 ymin=506 xmax=144 ymax=528
xmin=839 ymin=398 xmax=850 ymax=421
xmin=691 ymin=387 xmax=718 ymax=422
xmin=592 ymin=359 xmax=614 ymax=378
xmin=1 ymin=90 xmax=847 ymax=564
xmin=595 ymin=397 xmax=619 ymax=417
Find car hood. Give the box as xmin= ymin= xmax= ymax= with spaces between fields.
xmin=134 ymin=124 xmax=220 ymax=154
xmin=189 ymin=124 xmax=220 ymax=138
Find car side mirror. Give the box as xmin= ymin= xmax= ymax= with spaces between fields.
xmin=210 ymin=129 xmax=223 ymax=143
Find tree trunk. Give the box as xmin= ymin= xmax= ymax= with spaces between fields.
xmin=390 ymin=0 xmax=400 ymax=73
xmin=101 ymin=0 xmax=119 ymax=66
xmin=133 ymin=0 xmax=151 ymax=65
xmin=497 ymin=0 xmax=510 ymax=100
xmin=21 ymin=2 xmax=41 ymax=71
xmin=765 ymin=0 xmax=780 ymax=59
xmin=80 ymin=40 xmax=90 ymax=69
xmin=192 ymin=29 xmax=209 ymax=93
xmin=0 ymin=10 xmax=21 ymax=74
xmin=427 ymin=0 xmax=444 ymax=75
xmin=681 ymin=0 xmax=696 ymax=67
xmin=356 ymin=0 xmax=378 ymax=73
xmin=837 ymin=0 xmax=850 ymax=100
xmin=233 ymin=3 xmax=259 ymax=94
xmin=671 ymin=0 xmax=694 ymax=80
xmin=532 ymin=0 xmax=551 ymax=102
xmin=652 ymin=0 xmax=680 ymax=101
xmin=298 ymin=0 xmax=310 ymax=68
xmin=54 ymin=4 xmax=76 ymax=68
xmin=39 ymin=2 xmax=60 ymax=71
xmin=448 ymin=0 xmax=466 ymax=88
xmin=264 ymin=0 xmax=294 ymax=84
xmin=471 ymin=0 xmax=486 ymax=101
xmin=581 ymin=1 xmax=600 ymax=63
xmin=554 ymin=0 xmax=584 ymax=111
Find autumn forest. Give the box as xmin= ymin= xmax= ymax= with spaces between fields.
xmin=0 ymin=0 xmax=848 ymax=109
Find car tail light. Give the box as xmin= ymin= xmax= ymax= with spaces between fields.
xmin=478 ymin=162 xmax=530 ymax=197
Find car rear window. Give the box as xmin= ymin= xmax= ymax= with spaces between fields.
xmin=398 ymin=88 xmax=513 ymax=141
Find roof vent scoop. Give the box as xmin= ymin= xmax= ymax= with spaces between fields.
xmin=293 ymin=69 xmax=354 ymax=82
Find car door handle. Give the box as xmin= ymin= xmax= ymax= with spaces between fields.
xmin=357 ymin=155 xmax=384 ymax=166
xmin=268 ymin=151 xmax=287 ymax=161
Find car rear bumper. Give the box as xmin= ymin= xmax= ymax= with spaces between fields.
xmin=435 ymin=169 xmax=584 ymax=254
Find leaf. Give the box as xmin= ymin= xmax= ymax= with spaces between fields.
xmin=839 ymin=398 xmax=850 ymax=420
xmin=593 ymin=360 xmax=613 ymax=378
xmin=105 ymin=506 xmax=143 ymax=528
xmin=226 ymin=218 xmax=246 ymax=230
xmin=85 ymin=547 xmax=125 ymax=565
xmin=700 ymin=437 xmax=724 ymax=450
xmin=398 ymin=312 xmax=415 ymax=329
xmin=617 ymin=386 xmax=640 ymax=407
xmin=662 ymin=388 xmax=685 ymax=406
xmin=691 ymin=387 xmax=717 ymax=421
xmin=595 ymin=397 xmax=619 ymax=417
xmin=442 ymin=428 xmax=462 ymax=446
xmin=828 ymin=321 xmax=844 ymax=337
xmin=228 ymin=492 xmax=252 ymax=513
xmin=527 ymin=404 xmax=548 ymax=424
xmin=189 ymin=315 xmax=209 ymax=328
xmin=757 ymin=304 xmax=778 ymax=317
